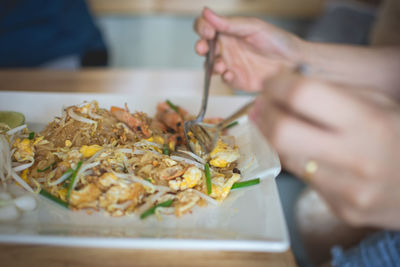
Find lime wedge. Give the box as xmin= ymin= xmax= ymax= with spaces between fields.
xmin=0 ymin=111 xmax=25 ymax=129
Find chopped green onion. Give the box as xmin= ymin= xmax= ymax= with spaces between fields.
xmin=231 ymin=178 xmax=260 ymax=190
xmin=224 ymin=121 xmax=239 ymax=129
xmin=140 ymin=199 xmax=174 ymax=219
xmin=39 ymin=189 xmax=69 ymax=209
xmin=66 ymin=161 xmax=83 ymax=201
xmin=162 ymin=144 xmax=170 ymax=155
xmin=60 ymin=168 xmax=75 ymax=188
xmin=166 ymin=100 xmax=179 ymax=113
xmin=37 ymin=166 xmax=50 ymax=173
xmin=28 ymin=132 xmax=35 ymax=140
xmin=205 ymin=163 xmax=212 ymax=195
xmin=37 ymin=162 xmax=57 ymax=172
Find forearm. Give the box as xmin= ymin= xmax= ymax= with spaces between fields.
xmin=298 ymin=41 xmax=400 ymax=97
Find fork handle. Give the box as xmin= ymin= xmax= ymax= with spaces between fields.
xmin=196 ymin=33 xmax=219 ymax=121
xmin=219 ymin=100 xmax=255 ymax=129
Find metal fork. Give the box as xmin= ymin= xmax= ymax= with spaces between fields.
xmin=185 ymin=63 xmax=310 ymax=155
xmin=190 ymin=100 xmax=254 ymax=155
xmin=184 ymin=33 xmax=218 ymax=155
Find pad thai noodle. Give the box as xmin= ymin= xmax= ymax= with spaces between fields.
xmin=0 ymin=100 xmax=254 ymax=218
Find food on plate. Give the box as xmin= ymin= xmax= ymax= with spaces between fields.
xmin=0 ymin=101 xmax=259 ymax=219
xmin=0 ymin=111 xmax=25 ymax=129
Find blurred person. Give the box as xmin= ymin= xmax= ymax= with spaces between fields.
xmin=193 ymin=7 xmax=400 ymax=96
xmin=0 ymin=0 xmax=107 ymax=68
xmin=251 ymin=70 xmax=400 ymax=267
xmin=194 ymin=2 xmax=400 ymax=266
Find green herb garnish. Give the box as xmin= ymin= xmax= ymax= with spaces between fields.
xmin=60 ymin=168 xmax=75 ymax=188
xmin=66 ymin=161 xmax=83 ymax=201
xmin=224 ymin=121 xmax=239 ymax=129
xmin=231 ymin=178 xmax=260 ymax=189
xmin=140 ymin=199 xmax=174 ymax=219
xmin=166 ymin=100 xmax=179 ymax=113
xmin=39 ymin=189 xmax=69 ymax=209
xmin=37 ymin=162 xmax=57 ymax=172
xmin=28 ymin=132 xmax=35 ymax=140
xmin=205 ymin=163 xmax=212 ymax=195
xmin=162 ymin=144 xmax=170 ymax=155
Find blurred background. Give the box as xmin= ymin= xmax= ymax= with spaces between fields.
xmin=89 ymin=0 xmax=378 ymax=69
xmin=0 ymin=0 xmax=383 ymax=266
xmin=0 ymin=0 xmax=380 ymax=70
xmin=92 ymin=0 xmax=321 ymax=69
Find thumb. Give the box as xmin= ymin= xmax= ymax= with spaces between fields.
xmin=203 ymin=7 xmax=261 ymax=37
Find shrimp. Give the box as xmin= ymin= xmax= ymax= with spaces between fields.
xmin=110 ymin=106 xmax=151 ymax=138
xmin=168 ymin=133 xmax=184 ymax=150
xmin=149 ymin=119 xmax=167 ymax=134
xmin=157 ymin=165 xmax=187 ymax=180
xmin=156 ymin=102 xmax=185 ymax=132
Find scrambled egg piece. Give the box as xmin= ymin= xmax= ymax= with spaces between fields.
xmin=55 ymin=149 xmax=81 ymax=162
xmin=15 ymin=169 xmax=30 ymax=188
xmin=33 ymin=136 xmax=47 ymax=146
xmin=146 ymin=135 xmax=164 ymax=145
xmin=80 ymin=144 xmax=103 ymax=158
xmin=97 ymin=172 xmax=118 ymax=189
xmin=210 ymin=173 xmax=241 ymax=201
xmin=56 ymin=188 xmax=68 ymax=202
xmin=99 ymin=183 xmax=144 ymax=213
xmin=209 ymin=139 xmax=240 ymax=168
xmin=65 ymin=140 xmax=72 ymax=147
xmin=70 ymin=183 xmax=102 ymax=209
xmin=13 ymin=138 xmax=34 ymax=162
xmin=20 ymin=169 xmax=28 ymax=181
xmin=169 ymin=166 xmax=202 ymax=191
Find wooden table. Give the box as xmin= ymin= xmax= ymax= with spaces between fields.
xmin=0 ymin=69 xmax=297 ymax=267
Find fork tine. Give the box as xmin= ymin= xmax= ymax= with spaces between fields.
xmin=192 ymin=125 xmax=210 ymax=145
xmin=190 ymin=127 xmax=209 ymax=155
xmin=198 ymin=125 xmax=212 ymax=141
xmin=192 ymin=124 xmax=219 ymax=154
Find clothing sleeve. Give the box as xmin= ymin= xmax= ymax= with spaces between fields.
xmin=331 ymin=231 xmax=400 ymax=267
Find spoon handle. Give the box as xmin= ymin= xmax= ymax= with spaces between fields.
xmin=219 ymin=100 xmax=255 ymax=129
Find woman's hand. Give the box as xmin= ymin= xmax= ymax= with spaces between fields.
xmin=194 ymin=7 xmax=303 ymax=92
xmin=250 ymin=72 xmax=400 ymax=229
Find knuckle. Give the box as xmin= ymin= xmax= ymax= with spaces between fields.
xmin=350 ymin=187 xmax=374 ymax=211
xmin=342 ymin=184 xmax=377 ymax=223
xmin=338 ymin=206 xmax=364 ymax=227
xmin=350 ymin=156 xmax=379 ymax=180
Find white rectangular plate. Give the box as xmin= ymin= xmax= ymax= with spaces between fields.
xmin=0 ymin=91 xmax=288 ymax=252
